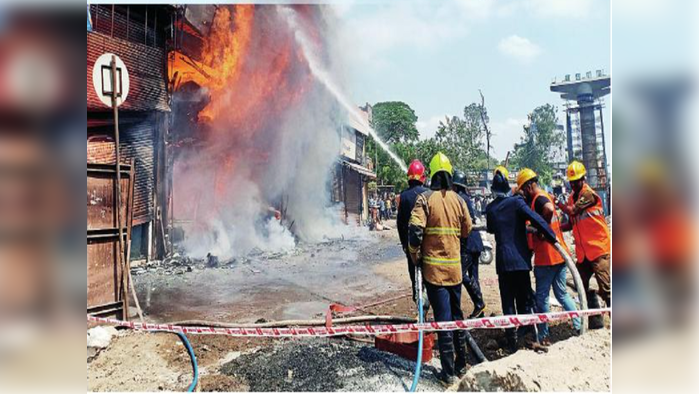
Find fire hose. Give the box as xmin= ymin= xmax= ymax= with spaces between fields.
xmin=554 ymin=242 xmax=588 ymax=334
xmin=474 ymin=224 xmax=589 ymax=334
xmin=171 ymin=331 xmax=198 ymax=392
xmin=171 ymin=315 xmax=416 ymax=329
xmin=409 ymin=265 xmax=424 ymax=393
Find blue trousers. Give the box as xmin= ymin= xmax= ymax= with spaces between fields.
xmin=534 ymin=264 xmax=582 ymax=341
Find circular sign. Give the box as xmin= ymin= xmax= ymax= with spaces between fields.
xmin=92 ymin=53 xmax=129 ymax=108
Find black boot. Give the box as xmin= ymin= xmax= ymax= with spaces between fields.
xmin=453 ymin=330 xmax=468 ymax=377
xmin=436 ymin=332 xmax=458 ymax=387
xmin=506 ymin=329 xmax=518 ymax=353
xmin=587 ymin=290 xmax=605 ymax=330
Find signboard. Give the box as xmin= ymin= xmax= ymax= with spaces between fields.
xmin=92 ymin=53 xmax=129 ymax=108
xmin=340 ymin=127 xmax=357 ymax=160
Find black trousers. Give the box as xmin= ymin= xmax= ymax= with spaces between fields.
xmin=425 ymin=282 xmax=468 ymax=376
xmin=498 ymin=270 xmax=536 ymax=341
xmin=462 ymin=253 xmax=485 ymax=311
xmin=406 ymin=255 xmax=417 ymax=300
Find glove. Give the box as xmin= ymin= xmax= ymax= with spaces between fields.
xmin=410 ymin=252 xmax=423 ymax=267
xmin=556 ymin=196 xmax=567 ymax=209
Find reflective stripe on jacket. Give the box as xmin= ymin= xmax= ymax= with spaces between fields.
xmin=568 ymin=184 xmax=611 ymax=263
xmin=409 ymin=189 xmax=472 ymax=286
xmin=530 ymin=191 xmax=569 ymax=266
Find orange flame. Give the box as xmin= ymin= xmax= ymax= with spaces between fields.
xmin=170 ymin=5 xmax=319 ymax=222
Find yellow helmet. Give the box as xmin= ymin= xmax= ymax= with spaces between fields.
xmin=494 ymin=165 xmax=509 ymax=180
xmin=429 ymin=152 xmax=453 ymax=176
xmin=566 ymin=161 xmax=587 ymax=182
xmin=516 ymin=168 xmax=538 ymax=190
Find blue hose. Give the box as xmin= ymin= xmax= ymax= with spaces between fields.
xmin=409 ymin=267 xmax=424 ymax=392
xmin=174 ymin=331 xmax=199 ymax=392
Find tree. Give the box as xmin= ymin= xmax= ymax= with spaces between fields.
xmin=433 ymin=103 xmax=487 ymax=173
xmin=511 ymin=104 xmax=565 ymax=186
xmin=365 ymin=102 xmax=421 ymax=191
xmin=371 ymin=102 xmax=420 ymax=144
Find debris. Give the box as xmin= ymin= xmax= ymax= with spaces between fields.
xmin=485 ymin=339 xmax=500 ymax=351
xmin=87 ymin=326 xmax=119 ymax=349
xmin=207 ymin=253 xmax=220 ymax=268
xmin=220 ymin=338 xmax=444 ymax=392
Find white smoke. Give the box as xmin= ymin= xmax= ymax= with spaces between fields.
xmin=280 ymin=6 xmax=408 ymax=173
xmin=174 ymin=5 xmax=361 ymax=259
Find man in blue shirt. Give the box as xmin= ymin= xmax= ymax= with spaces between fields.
xmin=486 ymin=170 xmax=557 ymax=352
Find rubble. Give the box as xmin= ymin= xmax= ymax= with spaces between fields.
xmin=221 ymin=338 xmax=445 ymax=392
xmin=87 ymin=326 xmax=119 ymax=350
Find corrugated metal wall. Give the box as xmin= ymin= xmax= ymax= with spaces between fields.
xmin=90 ymin=5 xmax=166 ymax=48
xmin=87 ymin=120 xmax=155 ymax=225
xmin=87 ymin=32 xmax=169 ymax=112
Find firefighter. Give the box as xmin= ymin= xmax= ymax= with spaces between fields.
xmin=397 ymin=160 xmax=429 ymax=306
xmin=452 ymin=169 xmax=487 ymax=318
xmin=557 ymin=161 xmax=611 ymax=308
xmin=517 ymin=168 xmax=581 ymax=344
xmin=408 ymin=152 xmax=472 ymax=386
xmin=494 ymin=166 xmax=513 ymax=196
xmin=486 ymin=169 xmax=557 ymax=352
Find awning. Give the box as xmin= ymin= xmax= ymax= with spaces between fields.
xmin=341 ymin=160 xmax=376 ymax=179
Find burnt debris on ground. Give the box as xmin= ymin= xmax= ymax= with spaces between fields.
xmin=221 ymin=338 xmax=444 ymax=392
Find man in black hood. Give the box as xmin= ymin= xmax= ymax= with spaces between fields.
xmin=452 ymin=170 xmax=486 ymax=318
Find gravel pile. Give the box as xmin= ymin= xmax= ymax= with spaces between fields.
xmin=221 ymin=338 xmax=444 ymax=392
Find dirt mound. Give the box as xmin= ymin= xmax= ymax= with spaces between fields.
xmin=87 ymin=332 xmax=192 ymax=392
xmin=458 ymin=328 xmax=610 ymax=392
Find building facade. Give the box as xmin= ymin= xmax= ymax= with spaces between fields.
xmin=87 ymin=5 xmax=172 ymax=260
xmin=332 ymin=106 xmax=376 ymax=226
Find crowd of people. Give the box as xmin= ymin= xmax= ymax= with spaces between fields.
xmin=369 ymin=192 xmax=397 ymax=224
xmin=395 ymin=153 xmax=611 ymax=387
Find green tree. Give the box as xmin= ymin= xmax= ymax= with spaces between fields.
xmin=511 ymin=104 xmax=565 ymax=186
xmin=433 ymin=103 xmax=487 ymax=173
xmin=372 ymin=102 xmax=420 ymax=144
xmin=366 ymin=101 xmax=421 ymax=191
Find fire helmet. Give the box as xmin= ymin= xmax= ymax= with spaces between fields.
xmin=494 ymin=165 xmax=509 ymax=180
xmin=429 ymin=152 xmax=453 ymax=176
xmin=453 ymin=170 xmax=468 ymax=189
xmin=566 ymin=161 xmax=587 ymax=182
xmin=516 ymin=168 xmax=538 ymax=190
xmin=407 ymin=159 xmax=427 ymax=183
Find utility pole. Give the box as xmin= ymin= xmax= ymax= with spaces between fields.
xmin=111 ymin=55 xmax=129 ymax=320
xmin=479 ymin=90 xmax=493 ymax=185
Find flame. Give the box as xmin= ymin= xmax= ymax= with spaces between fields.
xmin=198 ymin=6 xmax=254 ymax=121
xmin=170 ymin=5 xmax=322 ymax=236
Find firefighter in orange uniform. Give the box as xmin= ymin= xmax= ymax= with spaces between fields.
xmin=517 ymin=168 xmax=581 ymax=344
xmin=557 ymin=161 xmax=611 ymax=308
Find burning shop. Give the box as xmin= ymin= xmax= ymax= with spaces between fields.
xmin=166 ymin=5 xmax=372 ymax=260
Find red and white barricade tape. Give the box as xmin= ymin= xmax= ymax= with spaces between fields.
xmin=87 ymin=308 xmax=609 ymax=338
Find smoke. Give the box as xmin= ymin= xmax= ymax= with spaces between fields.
xmin=173 ymin=5 xmax=358 ymax=259
xmin=281 ymin=6 xmax=408 ymax=173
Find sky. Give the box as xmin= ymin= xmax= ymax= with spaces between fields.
xmin=332 ymin=0 xmax=612 ymax=162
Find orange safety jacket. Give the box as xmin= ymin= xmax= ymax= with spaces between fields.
xmin=568 ymin=184 xmax=611 ymax=263
xmin=530 ymin=191 xmax=569 ymax=266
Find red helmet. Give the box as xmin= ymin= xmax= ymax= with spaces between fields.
xmin=407 ymin=160 xmax=426 ymax=184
